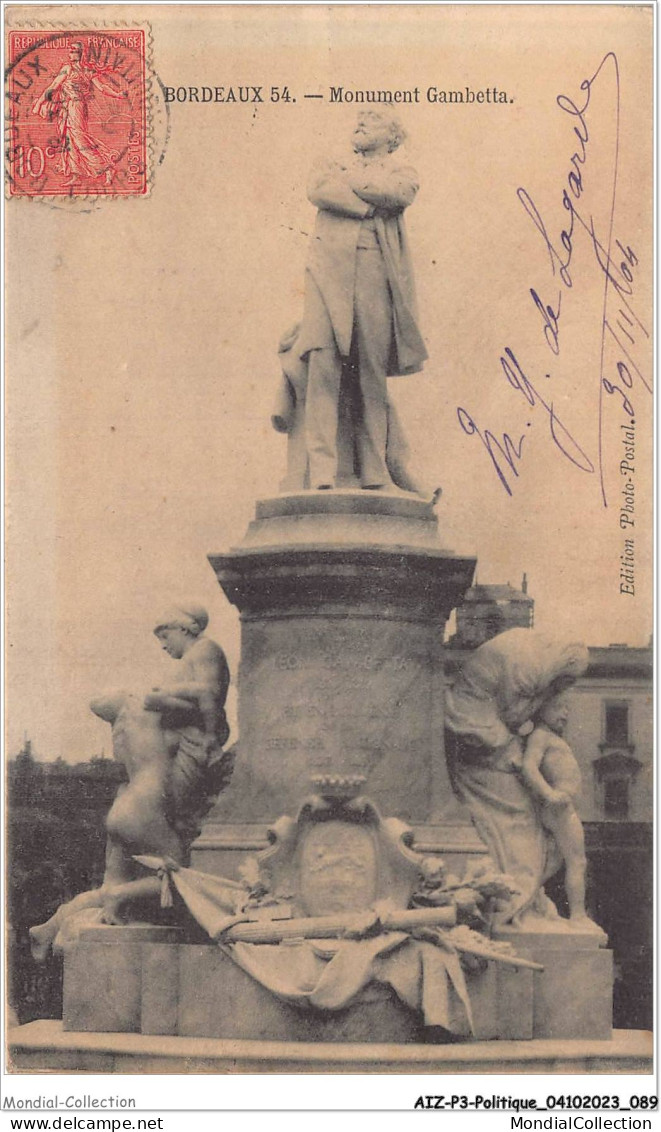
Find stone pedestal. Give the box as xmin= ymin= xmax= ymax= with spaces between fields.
xmin=62 ymin=926 xmax=186 ymax=1035
xmin=178 ymin=946 xmax=422 ymax=1043
xmin=10 ymin=1020 xmax=653 ymax=1075
xmin=200 ymin=491 xmax=477 ymax=874
xmin=60 ymin=926 xmax=535 ymax=1044
xmin=493 ymin=925 xmax=614 ymax=1041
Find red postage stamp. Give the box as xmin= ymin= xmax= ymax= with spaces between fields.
xmin=6 ymin=29 xmax=148 ymax=196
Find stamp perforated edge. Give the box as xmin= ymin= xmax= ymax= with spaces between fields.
xmin=5 ymin=18 xmax=168 ymax=201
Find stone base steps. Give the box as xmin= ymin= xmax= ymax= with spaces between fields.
xmin=9 ymin=1021 xmax=653 ymax=1075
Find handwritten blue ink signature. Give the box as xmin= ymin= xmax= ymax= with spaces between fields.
xmin=458 ymin=52 xmax=650 ymax=506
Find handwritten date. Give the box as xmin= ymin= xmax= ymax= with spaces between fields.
xmin=458 ymin=52 xmax=650 ymax=506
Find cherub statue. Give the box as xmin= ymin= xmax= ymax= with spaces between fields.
xmin=520 ymin=691 xmax=592 ymax=928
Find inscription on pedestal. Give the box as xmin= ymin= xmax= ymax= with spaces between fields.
xmin=213 ymin=615 xmax=440 ymax=820
xmin=209 ymin=505 xmax=475 ymax=826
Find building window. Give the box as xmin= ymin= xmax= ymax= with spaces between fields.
xmin=604 ymin=701 xmax=629 ymax=745
xmin=603 ymin=777 xmax=630 ymax=820
xmin=593 ymin=751 xmax=641 ymax=821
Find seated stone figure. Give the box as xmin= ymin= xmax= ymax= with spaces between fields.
xmin=30 ymin=604 xmax=233 ymax=958
xmin=146 ymin=603 xmax=231 ymax=841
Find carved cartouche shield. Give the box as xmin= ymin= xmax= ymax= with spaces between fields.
xmin=298 ymin=821 xmax=378 ymax=916
xmin=256 ymin=777 xmax=424 ymax=918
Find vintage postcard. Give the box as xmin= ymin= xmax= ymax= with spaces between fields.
xmin=4 ymin=1 xmax=654 ymax=1108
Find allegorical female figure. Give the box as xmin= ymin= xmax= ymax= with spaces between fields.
xmin=31 ymin=41 xmax=128 ymax=186
xmin=30 ymin=604 xmax=233 ymax=957
xmin=444 ymin=628 xmax=594 ymax=927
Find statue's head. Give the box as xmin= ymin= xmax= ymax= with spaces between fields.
xmin=153 ymin=603 xmax=208 ymax=659
xmin=69 ymin=41 xmax=84 ymax=62
xmin=352 ymin=110 xmax=406 ymax=155
xmin=535 ymin=690 xmax=571 ymax=736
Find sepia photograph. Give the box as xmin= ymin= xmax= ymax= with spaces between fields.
xmin=4 ymin=0 xmax=654 ymax=1099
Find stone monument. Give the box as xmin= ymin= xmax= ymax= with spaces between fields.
xmin=198 ymin=109 xmax=475 ymax=873
xmin=12 ymin=111 xmax=645 ymax=1073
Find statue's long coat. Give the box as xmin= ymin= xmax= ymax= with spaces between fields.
xmin=297 ymin=155 xmax=428 ymax=376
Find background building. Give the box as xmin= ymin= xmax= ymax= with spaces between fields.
xmin=450 ymin=575 xmax=534 ymax=648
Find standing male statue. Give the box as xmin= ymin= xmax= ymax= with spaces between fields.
xmin=293 ymin=110 xmax=428 ymax=491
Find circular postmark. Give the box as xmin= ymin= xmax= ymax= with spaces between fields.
xmin=5 ymin=26 xmax=170 ymax=209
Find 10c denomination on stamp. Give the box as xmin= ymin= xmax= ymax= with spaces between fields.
xmin=6 ymin=30 xmax=148 ymax=197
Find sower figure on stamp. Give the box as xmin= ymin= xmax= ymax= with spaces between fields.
xmin=297 ymin=110 xmax=428 ymax=490
xmin=31 ymin=41 xmax=128 ymax=187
